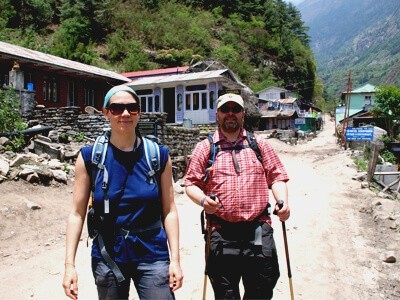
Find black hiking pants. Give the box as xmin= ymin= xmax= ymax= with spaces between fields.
xmin=207 ymin=222 xmax=280 ymax=300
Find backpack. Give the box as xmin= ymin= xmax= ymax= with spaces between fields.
xmin=202 ymin=131 xmax=263 ymax=183
xmin=90 ymin=131 xmax=161 ymax=212
xmin=86 ymin=131 xmax=161 ymax=283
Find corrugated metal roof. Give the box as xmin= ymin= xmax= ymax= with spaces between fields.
xmin=260 ymin=109 xmax=297 ymax=118
xmin=0 ymin=41 xmax=130 ymax=82
xmin=127 ymin=69 xmax=244 ymax=89
xmin=351 ymin=83 xmax=376 ymax=93
xmin=278 ymin=97 xmax=297 ymax=104
xmin=122 ymin=66 xmax=189 ymax=78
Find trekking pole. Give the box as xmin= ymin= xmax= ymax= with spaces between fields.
xmin=201 ymin=194 xmax=215 ymax=300
xmin=274 ymin=200 xmax=294 ymax=300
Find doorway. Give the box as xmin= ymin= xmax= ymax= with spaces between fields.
xmin=164 ymin=87 xmax=176 ymax=123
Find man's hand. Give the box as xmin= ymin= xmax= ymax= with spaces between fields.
xmin=274 ymin=200 xmax=290 ymax=222
xmin=203 ymin=194 xmax=221 ymax=214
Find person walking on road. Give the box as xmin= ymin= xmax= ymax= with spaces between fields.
xmin=62 ymin=85 xmax=183 ymax=300
xmin=185 ymin=93 xmax=290 ymax=299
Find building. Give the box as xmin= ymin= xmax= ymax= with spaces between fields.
xmin=126 ymin=67 xmax=245 ymax=124
xmin=256 ymin=86 xmax=297 ymax=109
xmin=0 ymin=41 xmax=129 ymax=116
xmin=336 ymin=83 xmax=377 ymax=125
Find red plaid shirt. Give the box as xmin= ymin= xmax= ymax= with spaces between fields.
xmin=185 ymin=128 xmax=289 ymax=225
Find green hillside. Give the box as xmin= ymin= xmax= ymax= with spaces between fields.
xmin=298 ymin=0 xmax=400 ymax=99
xmin=0 ymin=0 xmax=325 ymax=108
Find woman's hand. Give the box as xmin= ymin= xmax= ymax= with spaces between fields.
xmin=169 ymin=260 xmax=184 ymax=292
xmin=62 ymin=264 xmax=79 ymax=299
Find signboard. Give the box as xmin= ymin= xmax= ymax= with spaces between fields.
xmin=345 ymin=127 xmax=374 ymax=141
xmin=295 ymin=118 xmax=305 ymax=125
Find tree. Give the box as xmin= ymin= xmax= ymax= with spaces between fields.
xmin=372 ymin=85 xmax=400 ymax=139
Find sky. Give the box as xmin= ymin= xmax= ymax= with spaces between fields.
xmin=284 ymin=0 xmax=305 ymax=5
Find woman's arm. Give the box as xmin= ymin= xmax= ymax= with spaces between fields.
xmin=62 ymin=153 xmax=91 ymax=299
xmin=160 ymin=156 xmax=184 ymax=291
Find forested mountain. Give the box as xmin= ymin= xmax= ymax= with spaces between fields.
xmin=0 ymin=0 xmax=325 ymax=108
xmin=298 ymin=0 xmax=400 ymax=99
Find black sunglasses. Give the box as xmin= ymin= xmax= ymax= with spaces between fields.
xmin=107 ymin=103 xmax=140 ymax=115
xmin=219 ymin=105 xmax=243 ymax=114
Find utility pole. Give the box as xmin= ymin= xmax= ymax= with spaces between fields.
xmin=341 ymin=70 xmax=352 ymax=149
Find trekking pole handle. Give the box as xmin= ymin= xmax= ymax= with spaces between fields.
xmin=210 ymin=193 xmax=216 ymax=200
xmin=273 ymin=200 xmax=284 ymax=215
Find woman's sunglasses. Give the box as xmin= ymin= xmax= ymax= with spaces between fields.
xmin=107 ymin=103 xmax=140 ymax=115
xmin=219 ymin=105 xmax=243 ymax=114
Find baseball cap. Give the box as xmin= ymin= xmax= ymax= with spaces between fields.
xmin=217 ymin=93 xmax=244 ymax=109
xmin=103 ymin=85 xmax=139 ymax=107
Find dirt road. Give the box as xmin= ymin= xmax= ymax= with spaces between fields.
xmin=0 ymin=115 xmax=399 ymax=299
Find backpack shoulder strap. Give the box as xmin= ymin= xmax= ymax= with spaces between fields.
xmin=90 ymin=130 xmax=110 ymax=214
xmin=202 ymin=134 xmax=217 ymax=183
xmin=246 ymin=131 xmax=263 ymax=163
xmin=143 ymin=137 xmax=160 ymax=186
xmin=91 ymin=131 xmax=110 ymax=166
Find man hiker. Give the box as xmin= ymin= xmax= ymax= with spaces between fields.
xmin=185 ymin=93 xmax=290 ymax=299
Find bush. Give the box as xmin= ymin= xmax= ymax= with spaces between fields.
xmin=0 ymin=88 xmax=28 ymax=152
xmin=380 ymin=149 xmax=397 ymax=164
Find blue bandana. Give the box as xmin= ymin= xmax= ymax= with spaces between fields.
xmin=104 ymin=85 xmax=139 ymax=107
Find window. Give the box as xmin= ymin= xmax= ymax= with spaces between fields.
xmin=84 ymin=88 xmax=95 ymax=106
xmin=184 ymin=84 xmax=208 ymax=111
xmin=209 ymin=91 xmax=214 ymax=109
xmin=148 ymin=96 xmax=153 ymax=112
xmin=365 ymin=95 xmax=371 ymax=105
xmin=139 ymin=94 xmax=159 ymax=112
xmin=193 ymin=93 xmax=199 ymax=110
xmin=1 ymin=73 xmax=9 ymax=87
xmin=43 ymin=77 xmax=59 ymax=102
xmin=24 ymin=73 xmax=33 ymax=89
xmin=202 ymin=93 xmax=207 ymax=109
xmin=186 ymin=94 xmax=191 ymax=110
xmin=140 ymin=97 xmax=146 ymax=111
xmin=68 ymin=81 xmax=78 ymax=107
xmin=155 ymin=95 xmax=160 ymax=112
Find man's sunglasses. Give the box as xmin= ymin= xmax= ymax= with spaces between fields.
xmin=219 ymin=105 xmax=243 ymax=114
xmin=107 ymin=103 xmax=140 ymax=115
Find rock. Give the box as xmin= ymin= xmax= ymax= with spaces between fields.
xmin=0 ymin=157 xmax=10 ymax=176
xmin=10 ymin=154 xmax=29 ymax=168
xmin=26 ymin=172 xmax=40 ymax=184
xmin=377 ymin=192 xmax=390 ymax=199
xmin=52 ymin=170 xmax=68 ymax=183
xmin=361 ymin=182 xmax=369 ymax=189
xmin=24 ymin=199 xmax=41 ymax=210
xmin=382 ymin=254 xmax=396 ymax=263
xmin=372 ymin=200 xmax=382 ymax=206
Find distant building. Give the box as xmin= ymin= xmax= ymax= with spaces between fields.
xmin=336 ymin=83 xmax=377 ymax=125
xmin=256 ymin=86 xmax=297 ymax=109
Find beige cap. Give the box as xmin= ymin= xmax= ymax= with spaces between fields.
xmin=217 ymin=93 xmax=244 ymax=109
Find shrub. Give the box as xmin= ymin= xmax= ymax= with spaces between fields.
xmin=0 ymin=89 xmax=28 ymax=152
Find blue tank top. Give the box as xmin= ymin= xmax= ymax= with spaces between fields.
xmin=81 ymin=139 xmax=170 ymax=263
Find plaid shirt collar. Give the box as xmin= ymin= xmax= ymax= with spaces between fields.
xmin=214 ymin=127 xmax=247 ymax=145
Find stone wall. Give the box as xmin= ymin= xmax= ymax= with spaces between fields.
xmin=29 ymin=106 xmax=215 ymax=179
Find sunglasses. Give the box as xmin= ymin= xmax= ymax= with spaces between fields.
xmin=107 ymin=103 xmax=140 ymax=115
xmin=219 ymin=105 xmax=243 ymax=114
